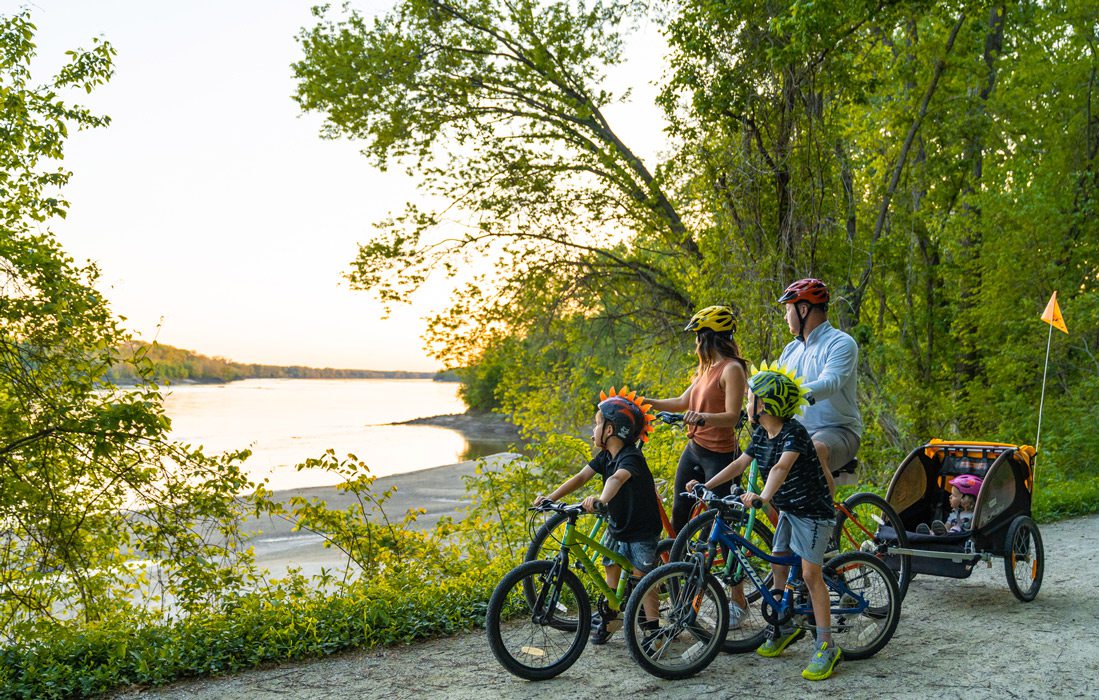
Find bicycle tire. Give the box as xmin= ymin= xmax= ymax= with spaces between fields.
xmin=1004 ymin=516 xmax=1043 ymax=602
xmin=486 ymin=559 xmax=591 ymax=680
xmin=623 ymin=561 xmax=729 ymax=680
xmin=824 ymin=551 xmax=900 ymax=660
xmin=833 ymin=491 xmax=911 ymax=601
xmin=669 ymin=508 xmax=774 ymax=653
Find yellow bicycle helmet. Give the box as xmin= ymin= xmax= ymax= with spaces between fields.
xmin=747 ymin=361 xmax=810 ymax=420
xmin=684 ymin=305 xmax=737 ymax=334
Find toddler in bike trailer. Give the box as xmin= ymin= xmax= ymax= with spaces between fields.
xmin=687 ymin=362 xmax=841 ymax=681
xmin=533 ymin=387 xmax=663 ymax=645
xmin=935 ymin=474 xmax=982 ymax=534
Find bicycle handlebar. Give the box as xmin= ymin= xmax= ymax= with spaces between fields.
xmin=686 ymin=483 xmax=763 ymax=510
xmin=655 ymin=411 xmax=704 ymax=427
xmin=530 ymin=499 xmax=607 ymax=517
xmin=656 ymin=410 xmax=751 ymax=429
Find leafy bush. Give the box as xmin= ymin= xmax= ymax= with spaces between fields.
xmin=0 ymin=560 xmax=508 ymax=699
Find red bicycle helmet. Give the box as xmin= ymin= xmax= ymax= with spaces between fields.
xmin=948 ymin=474 xmax=983 ymax=497
xmin=778 ymin=278 xmax=830 ymax=306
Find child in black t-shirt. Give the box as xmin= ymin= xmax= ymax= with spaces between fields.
xmin=534 ymin=387 xmax=661 ymax=644
xmin=687 ymin=364 xmax=840 ymax=681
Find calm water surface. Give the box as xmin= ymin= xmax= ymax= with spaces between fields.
xmin=161 ymin=378 xmax=503 ymax=492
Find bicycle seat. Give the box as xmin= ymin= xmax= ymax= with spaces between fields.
xmin=831 ymin=459 xmax=858 ymax=477
xmin=831 ymin=459 xmax=859 ymax=487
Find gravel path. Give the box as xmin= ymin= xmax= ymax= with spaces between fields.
xmin=115 ymin=514 xmax=1099 ymax=700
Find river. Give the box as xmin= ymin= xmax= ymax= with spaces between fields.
xmin=161 ymin=378 xmax=508 ymax=492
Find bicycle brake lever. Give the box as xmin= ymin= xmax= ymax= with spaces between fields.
xmin=656 ymin=411 xmax=684 ymax=425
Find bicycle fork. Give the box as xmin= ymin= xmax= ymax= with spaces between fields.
xmin=531 ymin=557 xmax=569 ymax=625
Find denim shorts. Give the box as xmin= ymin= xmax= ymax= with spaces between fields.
xmin=601 ymin=537 xmax=659 ymax=574
xmin=773 ymin=512 xmax=836 ymax=566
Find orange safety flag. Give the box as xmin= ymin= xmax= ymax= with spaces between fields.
xmin=1041 ymin=291 xmax=1068 ymax=334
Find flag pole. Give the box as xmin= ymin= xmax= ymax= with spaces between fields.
xmin=1034 ymin=318 xmax=1053 ymax=490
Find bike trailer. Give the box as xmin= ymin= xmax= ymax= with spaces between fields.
xmin=876 ymin=439 xmax=1042 ymax=600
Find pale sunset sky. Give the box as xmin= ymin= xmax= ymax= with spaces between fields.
xmin=7 ymin=0 xmax=665 ymax=371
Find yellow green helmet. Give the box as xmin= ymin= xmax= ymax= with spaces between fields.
xmin=685 ymin=305 xmax=737 ymax=334
xmin=747 ymin=361 xmax=809 ymax=419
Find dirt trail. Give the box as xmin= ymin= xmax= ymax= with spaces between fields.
xmin=115 ymin=514 xmax=1099 ymax=700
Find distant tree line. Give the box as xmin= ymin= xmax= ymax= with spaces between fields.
xmin=107 ymin=342 xmax=450 ymax=384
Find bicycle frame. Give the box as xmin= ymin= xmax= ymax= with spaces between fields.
xmin=701 ymin=506 xmax=869 ymax=621
xmin=719 ymin=459 xmax=764 ymax=582
xmin=556 ymin=513 xmax=636 ymax=610
xmin=833 ymin=501 xmax=879 ymax=550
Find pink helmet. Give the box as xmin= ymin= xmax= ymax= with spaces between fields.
xmin=949 ymin=474 xmax=983 ymax=497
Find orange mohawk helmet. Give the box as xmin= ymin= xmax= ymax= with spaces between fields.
xmin=597 ymin=385 xmax=656 ymax=444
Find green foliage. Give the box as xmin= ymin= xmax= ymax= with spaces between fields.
xmin=0 ymin=560 xmax=506 ymax=699
xmin=0 ymin=11 xmax=268 ymax=641
xmin=294 ymin=0 xmax=1099 ymax=513
xmin=0 ymin=438 xmax=570 ymax=698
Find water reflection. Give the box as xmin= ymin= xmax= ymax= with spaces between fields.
xmin=160 ymin=378 xmax=508 ymax=492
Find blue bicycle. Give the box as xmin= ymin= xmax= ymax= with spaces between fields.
xmin=623 ymin=485 xmax=901 ymax=680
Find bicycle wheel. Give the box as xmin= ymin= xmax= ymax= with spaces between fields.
xmin=833 ymin=491 xmax=911 ymax=601
xmin=824 ymin=551 xmax=900 ymax=660
xmin=719 ymin=517 xmax=773 ymax=654
xmin=1004 ymin=516 xmax=1043 ymax=602
xmin=623 ymin=561 xmax=729 ymax=680
xmin=670 ymin=509 xmax=773 ymax=653
xmin=486 ymin=559 xmax=592 ymax=680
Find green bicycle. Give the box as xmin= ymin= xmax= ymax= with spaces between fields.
xmin=486 ymin=500 xmax=645 ymax=680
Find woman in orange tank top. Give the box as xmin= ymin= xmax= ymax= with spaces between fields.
xmin=645 ymin=306 xmax=749 ymax=532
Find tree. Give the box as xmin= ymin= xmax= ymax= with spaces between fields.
xmin=297 ymin=0 xmax=1099 ymax=486
xmin=294 ymin=0 xmax=712 ymax=428
xmin=0 ymin=12 xmax=260 ymax=639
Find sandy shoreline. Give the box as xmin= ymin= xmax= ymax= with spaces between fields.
xmin=242 ymin=454 xmax=514 ymax=577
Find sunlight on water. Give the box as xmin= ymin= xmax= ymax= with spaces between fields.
xmin=161 ymin=379 xmax=492 ymax=492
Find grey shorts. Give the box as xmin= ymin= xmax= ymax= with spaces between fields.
xmin=773 ymin=512 xmax=836 ymax=566
xmin=602 ymin=537 xmax=659 ymax=574
xmin=811 ymin=427 xmax=861 ymax=475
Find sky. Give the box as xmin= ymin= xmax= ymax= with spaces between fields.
xmin=6 ymin=0 xmax=667 ymax=372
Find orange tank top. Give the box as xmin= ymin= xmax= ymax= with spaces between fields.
xmin=687 ymin=359 xmax=740 ymax=454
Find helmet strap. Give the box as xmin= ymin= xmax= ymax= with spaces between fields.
xmin=749 ymin=395 xmax=763 ymax=426
xmin=795 ymin=302 xmax=811 ymax=341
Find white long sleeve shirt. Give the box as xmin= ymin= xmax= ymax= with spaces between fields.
xmin=777 ymin=321 xmax=863 ymax=437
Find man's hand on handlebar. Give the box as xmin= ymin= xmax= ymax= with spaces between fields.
xmin=532 ymin=495 xmax=553 ymax=507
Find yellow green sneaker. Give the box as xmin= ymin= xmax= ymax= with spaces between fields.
xmin=756 ymin=625 xmax=805 ymax=657
xmin=802 ymin=641 xmax=841 ymax=680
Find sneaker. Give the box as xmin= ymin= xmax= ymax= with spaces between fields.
xmin=930 ymin=520 xmax=948 ymax=536
xmin=728 ymin=602 xmax=745 ymax=630
xmin=590 ymin=613 xmax=621 ymax=645
xmin=802 ymin=641 xmax=842 ymax=681
xmin=639 ymin=620 xmax=666 ymax=655
xmin=915 ymin=523 xmax=931 ymax=535
xmin=756 ymin=625 xmax=804 ymax=657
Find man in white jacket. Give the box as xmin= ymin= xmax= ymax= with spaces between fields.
xmin=776 ymin=278 xmax=862 ymax=496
